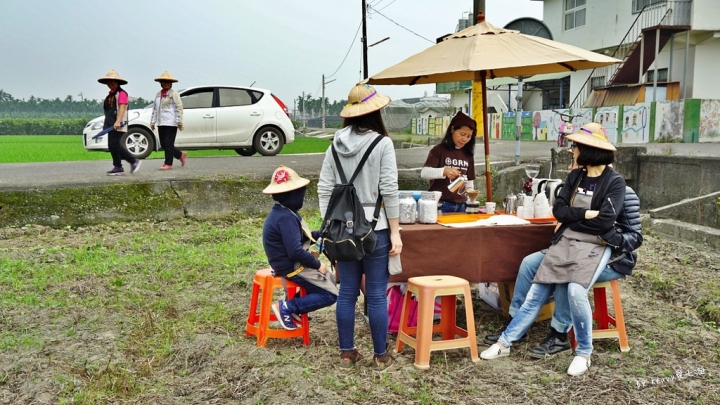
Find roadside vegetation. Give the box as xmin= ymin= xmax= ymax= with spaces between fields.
xmin=0 ymin=135 xmax=332 ymax=163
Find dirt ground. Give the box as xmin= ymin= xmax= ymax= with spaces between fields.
xmin=0 ymin=221 xmax=718 ymax=404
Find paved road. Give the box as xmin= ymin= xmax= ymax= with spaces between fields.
xmin=1 ymin=139 xmax=718 ymax=191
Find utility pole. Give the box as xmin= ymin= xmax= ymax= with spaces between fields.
xmin=322 ymin=74 xmax=336 ymax=131
xmin=361 ymin=0 xmax=368 ymax=79
xmin=302 ymin=91 xmax=306 ymax=133
xmin=473 ymin=0 xmax=485 ymax=22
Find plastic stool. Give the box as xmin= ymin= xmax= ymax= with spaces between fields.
xmin=569 ymin=279 xmax=629 ymax=352
xmin=245 ymin=268 xmax=310 ymax=347
xmin=395 ymin=275 xmax=480 ymax=370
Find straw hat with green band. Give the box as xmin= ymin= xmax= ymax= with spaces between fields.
xmin=340 ymin=83 xmax=391 ymax=118
xmin=565 ymin=122 xmax=616 ymax=151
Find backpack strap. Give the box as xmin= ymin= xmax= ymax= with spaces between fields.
xmin=330 ymin=135 xmax=386 ymax=228
xmin=330 ymin=134 xmax=385 ymax=184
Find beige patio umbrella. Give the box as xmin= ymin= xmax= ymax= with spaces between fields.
xmin=367 ymin=15 xmax=620 ymax=201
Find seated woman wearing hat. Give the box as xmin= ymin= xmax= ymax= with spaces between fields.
xmin=262 ymin=166 xmax=338 ymax=331
xmin=481 ymin=122 xmax=626 ymax=377
xmin=420 ymin=111 xmax=477 ymax=213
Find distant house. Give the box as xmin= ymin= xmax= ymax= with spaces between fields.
xmin=382 ymin=96 xmax=451 ymax=132
xmin=536 ymin=0 xmax=718 ymax=107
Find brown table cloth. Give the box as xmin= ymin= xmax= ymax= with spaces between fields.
xmin=390 ymin=223 xmax=556 ymax=283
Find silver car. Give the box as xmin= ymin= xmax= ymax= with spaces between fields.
xmin=83 ymin=85 xmax=295 ymax=158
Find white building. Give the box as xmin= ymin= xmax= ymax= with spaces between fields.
xmin=536 ymin=0 xmax=720 ymax=107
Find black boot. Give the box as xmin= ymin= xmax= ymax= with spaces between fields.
xmin=528 ymin=327 xmax=571 ymax=359
xmin=483 ymin=317 xmax=528 ymax=345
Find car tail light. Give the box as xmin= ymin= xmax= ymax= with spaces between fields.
xmin=272 ymin=94 xmax=290 ymax=117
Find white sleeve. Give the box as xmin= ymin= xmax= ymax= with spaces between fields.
xmin=421 ymin=166 xmax=445 ymax=180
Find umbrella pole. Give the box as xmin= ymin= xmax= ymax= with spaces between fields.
xmin=481 ymin=71 xmax=492 ymax=202
xmin=514 ymin=77 xmax=524 ymax=166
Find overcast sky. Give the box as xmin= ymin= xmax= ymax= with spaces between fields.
xmin=0 ymin=0 xmax=542 ymax=106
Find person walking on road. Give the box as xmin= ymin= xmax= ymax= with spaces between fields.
xmin=98 ymin=69 xmax=141 ymax=176
xmin=150 ymin=71 xmax=186 ymax=170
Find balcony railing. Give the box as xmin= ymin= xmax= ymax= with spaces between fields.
xmin=571 ymin=0 xmax=692 ymax=108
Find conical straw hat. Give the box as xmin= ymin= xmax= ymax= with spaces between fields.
xmin=154 ymin=71 xmax=178 ymax=83
xmin=340 ymin=83 xmax=391 ymax=118
xmin=98 ymin=69 xmax=128 ymax=85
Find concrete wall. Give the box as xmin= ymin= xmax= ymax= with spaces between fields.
xmin=2 ymin=150 xmax=719 ymax=233
xmin=649 ymin=191 xmax=720 ymax=229
xmin=636 ymin=154 xmax=720 ymax=209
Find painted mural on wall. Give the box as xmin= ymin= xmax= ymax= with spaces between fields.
xmin=501 ymin=111 xmax=533 ymax=140
xmin=620 ymin=103 xmax=650 ymax=143
xmin=595 ymin=107 xmax=620 ymax=143
xmin=700 ymin=99 xmax=720 ymax=142
xmin=489 ymin=113 xmax=502 ymax=139
xmin=654 ymin=100 xmax=684 ymax=142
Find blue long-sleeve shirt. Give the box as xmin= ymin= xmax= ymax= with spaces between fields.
xmin=262 ymin=203 xmax=321 ymax=277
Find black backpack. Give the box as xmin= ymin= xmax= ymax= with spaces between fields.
xmin=319 ymin=136 xmax=384 ymax=262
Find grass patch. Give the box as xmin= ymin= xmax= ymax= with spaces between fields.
xmin=0 ymin=135 xmax=331 ymax=163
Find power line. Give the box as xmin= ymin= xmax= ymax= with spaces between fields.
xmin=368 ymin=6 xmax=434 ymax=44
xmin=327 ymin=21 xmax=363 ymax=79
xmin=375 ymin=0 xmax=397 ymax=12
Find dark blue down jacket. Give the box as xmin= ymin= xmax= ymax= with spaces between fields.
xmin=599 ymin=186 xmax=643 ymax=275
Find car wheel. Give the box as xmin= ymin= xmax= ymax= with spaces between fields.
xmin=253 ymin=127 xmax=284 ymax=156
xmin=235 ymin=147 xmax=256 ymax=156
xmin=121 ymin=127 xmax=154 ymax=159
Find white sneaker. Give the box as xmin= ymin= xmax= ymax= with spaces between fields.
xmin=567 ymin=356 xmax=591 ymax=376
xmin=480 ymin=343 xmax=510 ymax=360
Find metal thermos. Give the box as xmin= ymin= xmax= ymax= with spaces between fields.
xmin=503 ymin=194 xmax=518 ymax=214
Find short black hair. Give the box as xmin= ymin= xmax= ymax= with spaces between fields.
xmin=575 ymin=143 xmax=615 ymax=166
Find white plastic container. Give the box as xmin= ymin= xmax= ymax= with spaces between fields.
xmin=398 ymin=192 xmax=417 ymax=224
xmin=418 ymin=192 xmax=438 ymax=224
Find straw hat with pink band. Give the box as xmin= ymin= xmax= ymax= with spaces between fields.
xmin=340 ymin=83 xmax=391 ymax=118
xmin=263 ymin=165 xmax=310 ymax=194
xmin=565 ymin=122 xmax=616 ymax=151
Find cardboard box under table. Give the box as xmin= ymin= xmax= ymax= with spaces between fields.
xmin=390 ymin=222 xmax=556 ymax=320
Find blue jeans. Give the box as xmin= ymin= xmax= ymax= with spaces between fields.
xmin=283 ymin=275 xmax=337 ymax=315
xmin=500 ymin=247 xmax=612 ymax=357
xmin=440 ymin=200 xmax=466 ymax=213
xmin=336 ymin=229 xmax=390 ymax=355
xmin=509 ymin=251 xmax=625 ymax=333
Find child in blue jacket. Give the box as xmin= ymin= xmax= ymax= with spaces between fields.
xmin=262 ymin=165 xmax=337 ymax=330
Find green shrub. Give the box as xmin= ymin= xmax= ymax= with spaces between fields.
xmin=0 ymin=118 xmax=91 ymax=135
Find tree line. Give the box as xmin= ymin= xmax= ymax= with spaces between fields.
xmin=0 ymin=90 xmax=150 ymax=119
xmin=294 ymin=94 xmax=347 ymax=118
xmin=0 ymin=89 xmax=350 ymax=120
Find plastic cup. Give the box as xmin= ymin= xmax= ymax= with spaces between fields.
xmin=485 ymin=202 xmax=496 ymax=214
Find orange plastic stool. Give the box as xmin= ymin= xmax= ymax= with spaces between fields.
xmin=245 ymin=268 xmax=310 ymax=347
xmin=395 ymin=275 xmax=480 ymax=369
xmin=569 ymin=279 xmax=630 ymax=352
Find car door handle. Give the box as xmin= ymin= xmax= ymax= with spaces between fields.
xmin=250 ymin=112 xmax=261 ymax=116
xmin=203 ymin=115 xmax=214 ymax=119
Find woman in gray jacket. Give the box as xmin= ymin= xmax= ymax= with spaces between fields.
xmin=150 ymin=71 xmax=185 ymax=170
xmin=318 ymin=83 xmax=401 ymax=371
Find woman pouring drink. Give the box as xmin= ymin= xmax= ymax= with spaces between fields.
xmin=420 ymin=112 xmax=477 ymax=213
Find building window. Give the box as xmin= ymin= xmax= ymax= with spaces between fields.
xmin=564 ymin=0 xmax=586 ymax=30
xmin=633 ymin=0 xmax=667 ymax=14
xmin=647 ymin=68 xmax=669 ymax=82
xmin=591 ymin=75 xmax=606 ymax=89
